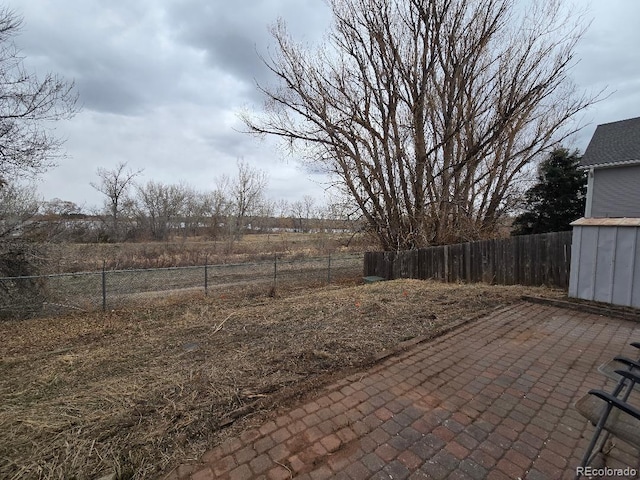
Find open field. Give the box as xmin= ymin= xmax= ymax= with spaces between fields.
xmin=0 ymin=279 xmax=565 ymax=480
xmin=41 ymin=232 xmax=376 ymax=274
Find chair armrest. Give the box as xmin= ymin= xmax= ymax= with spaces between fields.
xmin=614 ymin=356 xmax=640 ymax=370
xmin=614 ymin=368 xmax=640 ymax=384
xmin=588 ymin=389 xmax=640 ymax=421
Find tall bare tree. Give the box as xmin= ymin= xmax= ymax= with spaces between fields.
xmin=91 ymin=162 xmax=141 ymax=241
xmin=244 ymin=0 xmax=600 ymax=250
xmin=0 ymin=8 xmax=78 ymax=185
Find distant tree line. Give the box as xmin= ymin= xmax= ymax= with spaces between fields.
xmin=2 ymin=145 xmax=588 ymax=245
xmin=1 ymin=160 xmax=360 ymax=244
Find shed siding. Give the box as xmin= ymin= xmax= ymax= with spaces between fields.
xmin=591 ymin=165 xmax=640 ymax=217
xmin=612 ymin=228 xmax=637 ymax=306
xmin=569 ymin=225 xmax=640 ymax=308
xmin=593 ymin=227 xmax=615 ymax=303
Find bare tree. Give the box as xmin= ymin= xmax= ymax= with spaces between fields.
xmin=181 ymin=188 xmax=209 ymax=238
xmin=38 ymin=198 xmax=86 ymax=241
xmin=134 ymin=181 xmax=189 ymax=241
xmin=0 ymin=8 xmax=78 ymax=184
xmin=91 ymin=162 xmax=142 ymax=241
xmin=244 ymin=0 xmax=600 ymax=250
xmin=227 ymin=159 xmax=268 ymax=238
xmin=0 ymin=180 xmax=45 ymax=317
xmin=204 ymin=186 xmax=232 ymax=239
xmin=290 ymin=195 xmax=316 ymax=233
xmin=0 ymin=9 xmax=77 ymax=308
xmin=0 ymin=180 xmax=39 ymax=238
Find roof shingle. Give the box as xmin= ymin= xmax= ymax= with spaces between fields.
xmin=581 ymin=116 xmax=640 ymax=167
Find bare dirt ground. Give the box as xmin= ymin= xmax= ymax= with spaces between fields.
xmin=0 ymin=279 xmax=565 ymax=480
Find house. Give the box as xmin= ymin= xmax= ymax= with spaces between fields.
xmin=568 ymin=116 xmax=640 ymax=308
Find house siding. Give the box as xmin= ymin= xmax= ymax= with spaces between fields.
xmin=591 ymin=164 xmax=640 ymax=217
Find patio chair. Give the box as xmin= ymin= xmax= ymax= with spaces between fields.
xmin=574 ymin=343 xmax=640 ymax=479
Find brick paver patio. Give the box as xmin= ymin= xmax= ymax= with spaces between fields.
xmin=164 ymin=301 xmax=640 ymax=480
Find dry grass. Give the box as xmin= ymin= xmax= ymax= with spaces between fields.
xmin=42 ymin=232 xmax=375 ymax=274
xmin=0 ymin=279 xmax=565 ymax=479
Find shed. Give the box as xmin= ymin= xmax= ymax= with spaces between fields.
xmin=569 ymin=117 xmax=640 ymax=308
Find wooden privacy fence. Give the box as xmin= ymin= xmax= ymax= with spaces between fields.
xmin=364 ymin=231 xmax=573 ymax=288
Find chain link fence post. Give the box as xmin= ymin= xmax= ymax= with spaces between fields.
xmin=274 ymin=254 xmax=278 ymax=289
xmin=102 ymin=260 xmax=107 ymax=312
xmin=204 ymin=254 xmax=209 ymax=296
xmin=273 ymin=254 xmax=278 ymax=291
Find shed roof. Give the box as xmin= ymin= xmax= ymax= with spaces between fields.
xmin=571 ymin=217 xmax=640 ymax=227
xmin=581 ymin=116 xmax=640 ymax=168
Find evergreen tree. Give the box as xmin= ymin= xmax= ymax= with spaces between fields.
xmin=511 ymin=148 xmax=586 ymax=235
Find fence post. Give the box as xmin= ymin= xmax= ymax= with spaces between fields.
xmin=443 ymin=245 xmax=449 ymax=283
xmin=327 ymin=254 xmax=332 ymax=284
xmin=102 ymin=260 xmax=107 ymax=312
xmin=204 ymin=255 xmax=209 ymax=296
xmin=273 ymin=254 xmax=278 ymax=290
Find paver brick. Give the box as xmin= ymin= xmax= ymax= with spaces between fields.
xmin=211 ymin=456 xmax=236 ymax=476
xmin=271 ymin=427 xmax=291 ymax=444
xmin=512 ymin=439 xmax=539 ymax=460
xmin=234 ymin=446 xmax=257 ymax=465
xmin=383 ymin=459 xmax=411 ymax=479
xmin=308 ymin=465 xmax=334 ymax=479
xmin=458 ymin=458 xmax=488 ymax=480
xmin=432 ymin=425 xmax=456 ymax=442
xmin=361 ymin=451 xmax=385 ymax=472
xmin=254 ymin=436 xmax=275 ymax=454
xmin=398 ymin=450 xmax=423 ymax=470
xmin=343 ymin=460 xmax=372 ymax=479
xmin=389 ymin=434 xmax=413 ymax=452
xmin=220 ymin=437 xmax=244 ymax=456
xmin=228 ymin=464 xmax=253 ymax=480
xmin=446 ymin=440 xmax=470 ymax=460
xmin=266 ymin=444 xmax=292 ymax=466
xmin=249 ymin=454 xmax=272 ymax=475
xmin=190 ymin=467 xmax=214 ymax=480
xmin=266 ymin=465 xmax=291 ymax=480
xmin=470 ymin=448 xmax=498 ymax=470
xmin=382 ymin=418 xmax=404 ymax=436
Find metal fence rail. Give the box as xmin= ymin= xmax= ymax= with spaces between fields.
xmin=0 ymin=253 xmax=364 ymax=318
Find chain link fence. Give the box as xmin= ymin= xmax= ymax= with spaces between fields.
xmin=0 ymin=253 xmax=364 ymax=318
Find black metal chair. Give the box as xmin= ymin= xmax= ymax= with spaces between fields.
xmin=574 ymin=343 xmax=640 ymax=479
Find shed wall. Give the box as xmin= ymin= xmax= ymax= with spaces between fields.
xmin=569 ymin=225 xmax=640 ymax=308
xmin=591 ymin=165 xmax=640 ymax=217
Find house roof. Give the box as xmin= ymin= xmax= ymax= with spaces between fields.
xmin=581 ymin=116 xmax=640 ymax=168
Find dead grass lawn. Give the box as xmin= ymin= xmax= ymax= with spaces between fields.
xmin=0 ymin=279 xmax=564 ymax=479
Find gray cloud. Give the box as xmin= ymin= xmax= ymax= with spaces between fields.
xmin=571 ymin=0 xmax=640 ymax=148
xmin=1 ymin=0 xmax=638 ymax=209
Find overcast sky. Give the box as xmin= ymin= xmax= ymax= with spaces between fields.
xmin=5 ymin=0 xmax=640 ymax=211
